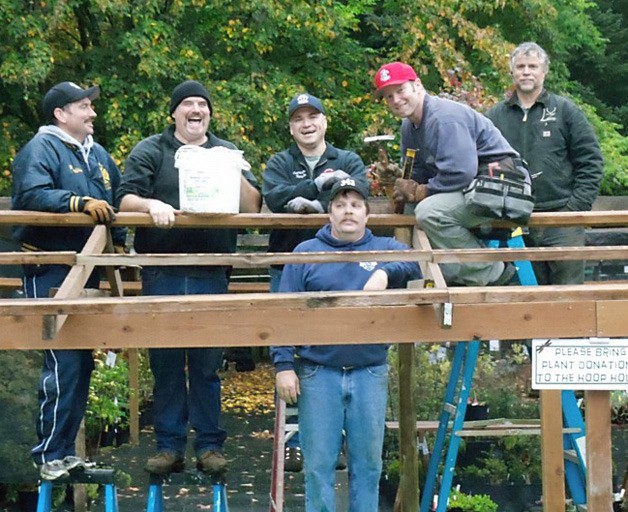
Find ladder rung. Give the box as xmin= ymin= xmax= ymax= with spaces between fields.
xmin=564 ymin=449 xmax=581 ymax=465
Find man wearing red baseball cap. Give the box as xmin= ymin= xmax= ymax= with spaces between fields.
xmin=373 ymin=61 xmax=526 ymax=286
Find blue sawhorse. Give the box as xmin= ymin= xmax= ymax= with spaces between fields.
xmin=146 ymin=471 xmax=228 ymax=512
xmin=37 ymin=468 xmax=118 ymax=512
xmin=419 ymin=228 xmax=587 ymax=512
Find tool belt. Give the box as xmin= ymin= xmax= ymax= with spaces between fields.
xmin=463 ymin=156 xmax=534 ymax=224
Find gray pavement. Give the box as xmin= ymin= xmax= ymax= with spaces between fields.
xmin=94 ymin=412 xmax=394 ymax=511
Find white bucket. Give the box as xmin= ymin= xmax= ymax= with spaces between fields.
xmin=176 ymin=145 xmax=243 ymax=213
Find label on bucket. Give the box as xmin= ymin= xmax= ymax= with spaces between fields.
xmin=176 ymin=145 xmax=243 ymax=213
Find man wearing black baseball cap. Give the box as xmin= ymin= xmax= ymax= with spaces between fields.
xmin=271 ymin=174 xmax=421 ymax=511
xmin=117 ymin=80 xmax=261 ymax=476
xmin=41 ymin=81 xmax=101 ymax=123
xmin=11 ymin=81 xmax=126 ymax=480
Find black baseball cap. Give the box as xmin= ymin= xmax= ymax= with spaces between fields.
xmin=288 ymin=93 xmax=325 ymax=119
xmin=329 ymin=177 xmax=369 ymax=201
xmin=42 ymin=82 xmax=100 ymax=122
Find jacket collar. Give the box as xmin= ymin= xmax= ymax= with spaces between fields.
xmin=288 ymin=141 xmax=338 ymax=163
xmin=506 ymin=89 xmax=550 ymax=109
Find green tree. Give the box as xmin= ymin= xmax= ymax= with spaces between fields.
xmin=0 ymin=0 xmax=625 ymax=195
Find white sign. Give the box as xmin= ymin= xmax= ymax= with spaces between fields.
xmin=531 ymin=338 xmax=628 ymax=390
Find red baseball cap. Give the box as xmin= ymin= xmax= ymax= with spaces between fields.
xmin=373 ymin=62 xmax=418 ymax=98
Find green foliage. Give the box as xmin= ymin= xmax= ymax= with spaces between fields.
xmin=0 ymin=0 xmax=624 ymax=198
xmin=0 ymin=351 xmax=40 ymax=484
xmin=448 ymin=489 xmax=499 ymax=512
xmin=86 ymin=351 xmax=131 ymax=439
xmin=577 ymin=100 xmax=628 ymax=195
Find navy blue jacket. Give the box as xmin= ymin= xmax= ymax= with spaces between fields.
xmin=270 ymin=224 xmax=422 ymax=371
xmin=12 ymin=126 xmax=126 ymax=251
xmin=262 ymin=143 xmax=368 ymax=258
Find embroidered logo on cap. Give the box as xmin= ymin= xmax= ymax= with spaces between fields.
xmin=340 ymin=178 xmax=356 ymax=187
xmin=379 ymin=70 xmax=391 ymax=82
xmin=296 ymin=94 xmax=311 ymax=105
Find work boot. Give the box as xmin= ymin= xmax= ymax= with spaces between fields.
xmin=144 ymin=452 xmax=185 ymax=475
xmin=284 ymin=447 xmax=303 ymax=473
xmin=196 ymin=451 xmax=227 ymax=474
xmin=490 ymin=262 xmax=517 ymax=286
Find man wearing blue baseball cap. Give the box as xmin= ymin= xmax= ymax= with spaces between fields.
xmin=271 ymin=177 xmax=421 ymax=511
xmin=262 ymin=92 xmax=368 ymax=471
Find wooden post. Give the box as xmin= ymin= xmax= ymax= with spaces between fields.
xmin=127 ymin=349 xmax=140 ymax=445
xmin=397 ymin=342 xmax=419 ymax=512
xmin=394 ymin=226 xmax=419 ymax=511
xmin=585 ymin=390 xmax=612 ymax=511
xmin=74 ymin=420 xmax=87 ymax=512
xmin=540 ymin=390 xmax=565 ymax=511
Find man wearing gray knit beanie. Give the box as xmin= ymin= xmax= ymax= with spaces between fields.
xmin=117 ymin=80 xmax=261 ymax=475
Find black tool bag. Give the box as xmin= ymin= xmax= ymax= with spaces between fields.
xmin=463 ymin=157 xmax=534 ymax=224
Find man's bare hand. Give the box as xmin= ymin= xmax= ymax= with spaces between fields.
xmin=276 ymin=370 xmax=300 ymax=404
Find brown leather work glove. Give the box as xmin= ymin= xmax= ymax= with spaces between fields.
xmin=82 ymin=198 xmax=116 ymax=224
xmin=393 ymin=178 xmax=429 ymax=203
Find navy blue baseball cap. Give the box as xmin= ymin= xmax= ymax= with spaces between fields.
xmin=288 ymin=93 xmax=325 ymax=119
xmin=42 ymin=82 xmax=100 ymax=122
xmin=329 ymin=177 xmax=369 ymax=201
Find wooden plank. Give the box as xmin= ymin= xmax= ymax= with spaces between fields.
xmin=2 ymin=244 xmax=627 ymax=269
xmin=585 ymin=390 xmax=613 ymax=511
xmin=44 ymin=226 xmax=108 ymax=339
xmin=103 ymin=231 xmax=123 ymax=298
xmin=3 ymin=283 xmax=624 ymax=316
xmin=540 ymin=390 xmax=565 ymax=512
xmin=597 ymin=300 xmax=628 ymax=337
xmin=1 ymin=209 xmax=626 ymax=229
xmin=0 ymin=300 xmax=602 ymax=349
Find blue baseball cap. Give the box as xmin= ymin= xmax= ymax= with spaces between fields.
xmin=288 ymin=93 xmax=325 ymax=119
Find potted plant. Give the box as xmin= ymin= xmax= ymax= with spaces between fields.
xmin=447 ymin=489 xmax=498 ymax=512
xmin=85 ymin=351 xmax=130 ymax=453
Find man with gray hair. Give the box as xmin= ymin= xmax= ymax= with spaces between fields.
xmin=486 ymin=42 xmax=604 ymax=284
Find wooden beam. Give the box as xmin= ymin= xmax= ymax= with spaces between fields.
xmin=0 ymin=209 xmax=626 ymax=229
xmin=585 ymin=390 xmax=613 ymax=511
xmin=0 ymin=300 xmax=605 ymax=349
xmin=43 ymin=226 xmax=108 ymax=339
xmin=540 ymin=390 xmax=566 ymax=511
xmin=1 ymin=284 xmax=626 ymax=316
xmin=3 ymin=244 xmax=625 ymax=269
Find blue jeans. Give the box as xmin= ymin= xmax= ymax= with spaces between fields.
xmin=26 ymin=265 xmax=98 ymax=464
xmin=297 ymin=360 xmax=388 ymax=512
xmin=142 ymin=267 xmax=227 ymax=456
